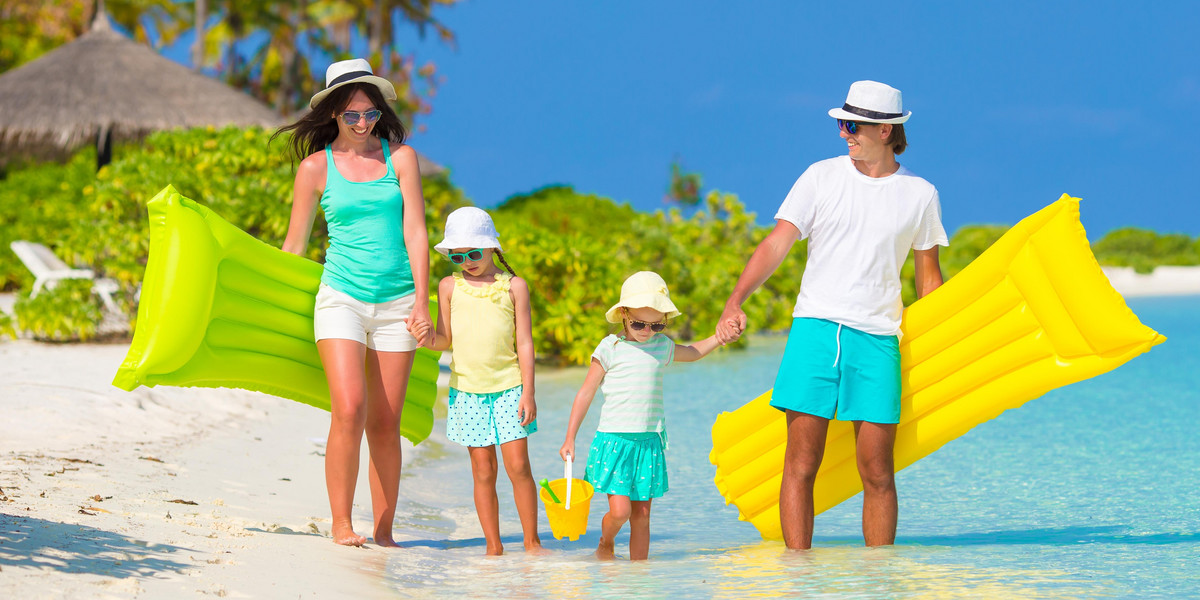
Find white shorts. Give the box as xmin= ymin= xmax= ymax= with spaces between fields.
xmin=314 ymin=283 xmax=418 ymax=352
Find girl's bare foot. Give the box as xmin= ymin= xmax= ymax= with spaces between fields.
xmin=524 ymin=540 xmax=551 ymax=556
xmin=485 ymin=542 xmax=504 ymax=556
xmin=595 ymin=537 xmax=615 ymax=560
xmin=332 ymin=524 xmax=367 ymax=547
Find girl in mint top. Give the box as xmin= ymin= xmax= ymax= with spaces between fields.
xmin=560 ymin=271 xmax=723 ymax=561
xmin=277 ymin=59 xmax=431 ymax=549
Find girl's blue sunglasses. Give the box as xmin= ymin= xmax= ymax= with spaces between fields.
xmin=448 ymin=249 xmax=485 ymax=264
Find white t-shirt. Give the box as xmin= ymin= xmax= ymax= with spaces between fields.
xmin=774 ymin=156 xmax=948 ymax=337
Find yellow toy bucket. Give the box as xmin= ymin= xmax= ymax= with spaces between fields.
xmin=539 ymin=457 xmax=594 ymax=541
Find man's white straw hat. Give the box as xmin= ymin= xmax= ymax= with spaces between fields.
xmin=309 ymin=58 xmax=398 ymax=109
xmin=435 ymin=207 xmax=502 ymax=256
xmin=827 ymin=80 xmax=911 ymax=124
xmin=605 ymin=271 xmax=681 ymax=324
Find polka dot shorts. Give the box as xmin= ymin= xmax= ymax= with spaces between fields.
xmin=446 ymin=385 xmax=536 ymax=447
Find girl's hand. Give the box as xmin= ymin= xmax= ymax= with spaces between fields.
xmin=518 ymin=391 xmax=536 ymax=427
xmin=559 ymin=440 xmax=575 ymax=462
xmin=406 ymin=305 xmax=433 ymax=347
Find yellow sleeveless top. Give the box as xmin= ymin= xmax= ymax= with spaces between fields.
xmin=448 ymin=272 xmax=523 ymax=393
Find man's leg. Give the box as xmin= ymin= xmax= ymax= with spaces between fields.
xmin=780 ymin=410 xmax=830 ymax=549
xmin=853 ymin=420 xmax=897 ymax=546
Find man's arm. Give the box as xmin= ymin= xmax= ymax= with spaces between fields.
xmin=913 ymin=246 xmax=944 ymax=299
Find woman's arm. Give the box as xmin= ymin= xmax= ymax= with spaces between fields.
xmin=559 ymin=360 xmax=606 ymax=461
xmin=281 ymin=153 xmax=325 ymax=255
xmin=511 ymin=276 xmax=537 ymax=426
xmin=394 ymin=143 xmax=432 ymax=345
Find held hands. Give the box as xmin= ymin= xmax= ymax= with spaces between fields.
xmin=716 ymin=304 xmax=747 ymax=345
xmin=406 ymin=307 xmax=433 ymax=348
xmin=518 ymin=391 xmax=537 ymax=427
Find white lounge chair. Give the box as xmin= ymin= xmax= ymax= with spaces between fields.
xmin=9 ymin=240 xmax=120 ymax=313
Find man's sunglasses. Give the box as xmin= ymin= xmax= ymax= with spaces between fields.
xmin=448 ymin=249 xmax=485 ymax=264
xmin=340 ymin=109 xmax=382 ymax=126
xmin=836 ymin=119 xmax=871 ymax=135
xmin=628 ymin=319 xmax=666 ymax=333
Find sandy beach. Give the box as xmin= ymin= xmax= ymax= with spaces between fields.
xmin=0 ymin=266 xmax=1196 ymax=598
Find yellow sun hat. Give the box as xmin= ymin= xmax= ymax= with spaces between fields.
xmin=605 ymin=271 xmax=681 ymax=323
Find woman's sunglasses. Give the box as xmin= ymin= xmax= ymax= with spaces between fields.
xmin=447 ymin=249 xmax=485 ymax=264
xmin=340 ymin=109 xmax=382 ymax=126
xmin=836 ymin=119 xmax=870 ymax=135
xmin=628 ymin=319 xmax=666 ymax=333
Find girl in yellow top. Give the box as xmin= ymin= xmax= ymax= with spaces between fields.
xmin=427 ymin=207 xmax=545 ymax=556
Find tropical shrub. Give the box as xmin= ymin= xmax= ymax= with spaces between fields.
xmin=12 ymin=280 xmax=103 ymax=342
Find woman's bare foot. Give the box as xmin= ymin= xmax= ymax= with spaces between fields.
xmin=332 ymin=524 xmax=367 ymax=547
xmin=595 ymin=537 xmax=615 ymax=560
xmin=375 ymin=536 xmax=401 ymax=548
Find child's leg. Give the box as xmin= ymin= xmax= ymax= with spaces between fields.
xmin=468 ymin=445 xmax=503 ymax=555
xmin=499 ymin=438 xmax=545 ymax=553
xmin=597 ymin=494 xmax=631 ymax=560
xmin=628 ymin=499 xmax=653 ymax=560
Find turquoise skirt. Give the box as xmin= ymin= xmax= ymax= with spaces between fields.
xmin=584 ymin=431 xmax=668 ymax=501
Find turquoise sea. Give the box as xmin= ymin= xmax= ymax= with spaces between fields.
xmin=384 ymin=295 xmax=1199 ymax=599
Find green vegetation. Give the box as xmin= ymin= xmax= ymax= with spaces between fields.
xmin=1 ymin=126 xmax=1196 ymax=359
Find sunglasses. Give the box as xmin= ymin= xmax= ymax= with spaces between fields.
xmin=340 ymin=109 xmax=382 ymax=126
xmin=447 ymin=249 xmax=485 ymax=264
xmin=836 ymin=119 xmax=871 ymax=135
xmin=627 ymin=319 xmax=666 ymax=333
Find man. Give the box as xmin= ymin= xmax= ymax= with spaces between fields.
xmin=716 ymin=80 xmax=947 ymax=549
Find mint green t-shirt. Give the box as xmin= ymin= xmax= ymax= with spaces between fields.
xmin=319 ymin=138 xmax=414 ymax=303
xmin=592 ymin=334 xmax=675 ymax=447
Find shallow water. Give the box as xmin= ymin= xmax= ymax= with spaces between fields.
xmin=379 ymin=295 xmax=1199 ymax=599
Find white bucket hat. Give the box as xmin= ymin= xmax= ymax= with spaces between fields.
xmin=309 ymin=58 xmax=398 ymax=109
xmin=827 ymin=80 xmax=911 ymax=124
xmin=434 ymin=207 xmax=502 ymax=256
xmin=605 ymin=271 xmax=681 ymax=324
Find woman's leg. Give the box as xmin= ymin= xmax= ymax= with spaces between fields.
xmin=363 ymin=348 xmax=414 ymax=547
xmin=499 ymin=438 xmax=545 ymax=553
xmin=628 ymin=499 xmax=653 ymax=560
xmin=597 ymin=494 xmax=631 ymax=560
xmin=468 ymin=445 xmax=503 ymax=555
xmin=317 ymin=338 xmax=369 ymax=546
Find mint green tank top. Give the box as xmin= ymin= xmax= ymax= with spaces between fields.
xmin=319 ymin=138 xmax=414 ymax=303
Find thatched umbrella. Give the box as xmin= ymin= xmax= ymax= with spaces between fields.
xmin=0 ymin=8 xmax=281 ymax=169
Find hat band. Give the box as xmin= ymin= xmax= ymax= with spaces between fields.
xmin=842 ymin=103 xmax=903 ymax=120
xmin=326 ymin=70 xmax=374 ymax=89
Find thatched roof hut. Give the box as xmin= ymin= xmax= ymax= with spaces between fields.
xmin=0 ymin=11 xmax=281 ymax=168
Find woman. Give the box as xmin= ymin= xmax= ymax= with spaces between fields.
xmin=276 ymin=58 xmax=432 ymax=547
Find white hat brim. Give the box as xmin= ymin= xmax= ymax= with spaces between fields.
xmin=828 ymin=107 xmax=911 ymax=124
xmin=434 ymin=236 xmax=503 ymax=256
xmin=310 ymin=75 xmax=399 ymax=109
xmin=605 ymin=293 xmax=682 ymax=324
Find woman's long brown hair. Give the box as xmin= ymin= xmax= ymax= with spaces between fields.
xmin=271 ymin=82 xmax=408 ymax=164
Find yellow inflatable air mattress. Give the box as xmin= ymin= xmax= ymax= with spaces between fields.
xmin=709 ymin=195 xmax=1166 ymax=540
xmin=112 ymin=186 xmax=441 ymax=445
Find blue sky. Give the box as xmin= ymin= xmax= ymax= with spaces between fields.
xmin=376 ymin=0 xmax=1199 ymax=238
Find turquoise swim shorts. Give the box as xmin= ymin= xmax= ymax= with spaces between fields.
xmin=770 ymin=318 xmax=901 ymax=424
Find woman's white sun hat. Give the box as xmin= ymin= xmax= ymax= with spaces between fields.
xmin=309 ymin=58 xmax=398 ymax=109
xmin=435 ymin=207 xmax=502 ymax=256
xmin=827 ymin=80 xmax=911 ymax=124
xmin=605 ymin=271 xmax=682 ymax=324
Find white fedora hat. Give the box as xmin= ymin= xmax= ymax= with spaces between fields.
xmin=309 ymin=58 xmax=398 ymax=109
xmin=827 ymin=80 xmax=911 ymax=124
xmin=434 ymin=207 xmax=502 ymax=256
